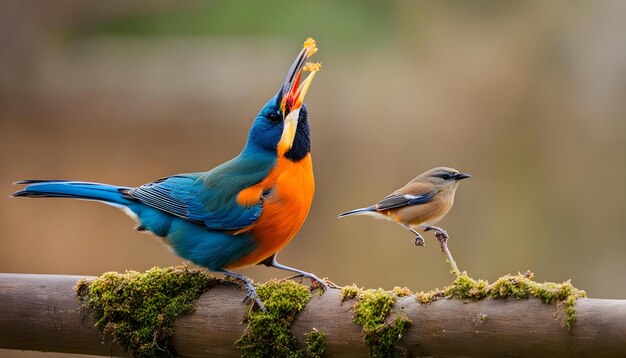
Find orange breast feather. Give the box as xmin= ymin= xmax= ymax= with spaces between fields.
xmin=226 ymin=154 xmax=314 ymax=269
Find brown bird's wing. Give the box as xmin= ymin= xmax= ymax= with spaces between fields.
xmin=376 ymin=182 xmax=436 ymax=211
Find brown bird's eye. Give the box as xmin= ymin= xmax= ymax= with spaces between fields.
xmin=442 ymin=174 xmax=451 ymax=180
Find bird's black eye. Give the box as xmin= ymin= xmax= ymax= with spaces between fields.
xmin=267 ymin=112 xmax=281 ymax=123
xmin=442 ymin=174 xmax=451 ymax=180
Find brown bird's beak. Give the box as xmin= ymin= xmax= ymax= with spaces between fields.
xmin=453 ymin=173 xmax=472 ymax=181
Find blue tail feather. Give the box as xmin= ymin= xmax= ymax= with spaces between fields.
xmin=13 ymin=179 xmax=72 ymax=185
xmin=13 ymin=180 xmax=132 ymax=205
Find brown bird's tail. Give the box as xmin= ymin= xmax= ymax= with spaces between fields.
xmin=337 ymin=206 xmax=376 ymax=218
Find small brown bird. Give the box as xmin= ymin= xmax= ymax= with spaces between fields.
xmin=338 ymin=167 xmax=470 ymax=271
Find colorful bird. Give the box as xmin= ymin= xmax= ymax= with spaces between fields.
xmin=13 ymin=38 xmax=325 ymax=311
xmin=338 ymin=167 xmax=470 ymax=272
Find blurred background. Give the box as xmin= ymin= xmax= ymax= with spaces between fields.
xmin=1 ymin=0 xmax=626 ymax=356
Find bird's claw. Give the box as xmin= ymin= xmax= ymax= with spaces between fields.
xmin=423 ymin=226 xmax=448 ymax=241
xmin=285 ymin=273 xmax=330 ymax=292
xmin=413 ymin=235 xmax=425 ymax=247
xmin=323 ymin=278 xmax=342 ymax=289
xmin=312 ymin=279 xmax=329 ymax=292
xmin=241 ymin=284 xmax=266 ymax=312
xmin=403 ymin=225 xmax=426 ymax=247
xmin=223 ymin=270 xmax=266 ymax=312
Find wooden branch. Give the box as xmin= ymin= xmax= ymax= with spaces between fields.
xmin=0 ymin=274 xmax=126 ymax=356
xmin=1 ymin=273 xmax=625 ymax=357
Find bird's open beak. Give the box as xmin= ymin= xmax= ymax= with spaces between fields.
xmin=278 ymin=38 xmax=320 ymax=155
xmin=453 ymin=173 xmax=472 ymax=181
xmin=280 ymin=38 xmax=320 ymax=116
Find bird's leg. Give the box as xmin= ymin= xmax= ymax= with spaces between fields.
xmin=422 ymin=225 xmax=449 ymax=240
xmin=403 ymin=225 xmax=425 ymax=247
xmin=263 ymin=255 xmax=330 ymax=291
xmin=421 ymin=225 xmax=460 ymax=276
xmin=219 ymin=269 xmax=266 ymax=312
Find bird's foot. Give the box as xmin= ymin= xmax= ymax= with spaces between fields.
xmin=423 ymin=225 xmax=449 ymax=241
xmin=437 ymin=235 xmax=449 ymax=253
xmin=286 ymin=272 xmax=330 ymax=292
xmin=222 ymin=270 xmax=266 ymax=312
xmin=323 ymin=278 xmax=342 ymax=289
xmin=403 ymin=225 xmax=425 ymax=247
xmin=435 ymin=232 xmax=448 ymax=244
xmin=413 ymin=233 xmax=425 ymax=247
xmin=267 ymin=258 xmax=332 ymax=292
xmin=242 ymin=287 xmax=266 ymax=313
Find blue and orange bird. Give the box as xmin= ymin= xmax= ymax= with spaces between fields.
xmin=13 ymin=38 xmax=325 ymax=311
xmin=338 ymin=167 xmax=470 ymax=272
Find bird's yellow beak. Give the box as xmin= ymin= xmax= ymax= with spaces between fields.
xmin=278 ymin=38 xmax=321 ymax=155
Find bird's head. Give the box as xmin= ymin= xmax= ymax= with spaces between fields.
xmin=247 ymin=38 xmax=320 ymax=162
xmin=417 ymin=167 xmax=471 ymax=191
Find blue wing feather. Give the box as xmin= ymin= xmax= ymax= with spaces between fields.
xmin=128 ymin=152 xmax=276 ymax=230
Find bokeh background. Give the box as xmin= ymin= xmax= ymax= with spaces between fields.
xmin=1 ymin=1 xmax=626 ymax=356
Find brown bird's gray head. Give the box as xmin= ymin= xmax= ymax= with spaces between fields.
xmin=413 ymin=167 xmax=471 ymax=190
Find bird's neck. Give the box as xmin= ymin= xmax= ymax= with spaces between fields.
xmin=283 ymin=117 xmax=311 ymax=162
xmin=242 ymin=118 xmax=311 ymax=162
xmin=240 ymin=143 xmax=276 ymax=164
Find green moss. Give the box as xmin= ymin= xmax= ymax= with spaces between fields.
xmin=563 ymin=295 xmax=578 ymax=330
xmin=235 ymin=279 xmax=313 ymax=357
xmin=343 ymin=286 xmax=413 ymax=356
xmin=74 ymin=265 xmax=585 ymax=358
xmin=304 ymin=328 xmax=326 ymax=358
xmin=413 ymin=271 xmax=586 ymax=331
xmin=444 ymin=273 xmax=489 ymax=300
xmin=75 ymin=266 xmax=217 ymax=357
xmin=351 ymin=289 xmax=411 ymax=358
xmin=392 ymin=286 xmax=413 ymax=297
xmin=340 ymin=284 xmax=361 ymax=302
xmin=415 ymin=289 xmax=444 ymax=304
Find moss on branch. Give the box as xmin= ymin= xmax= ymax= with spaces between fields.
xmin=304 ymin=328 xmax=326 ymax=358
xmin=341 ymin=286 xmax=412 ymax=357
xmin=235 ymin=279 xmax=325 ymax=357
xmin=75 ymin=266 xmax=217 ymax=357
xmin=414 ymin=271 xmax=586 ymax=330
xmin=74 ymin=267 xmax=585 ymax=358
